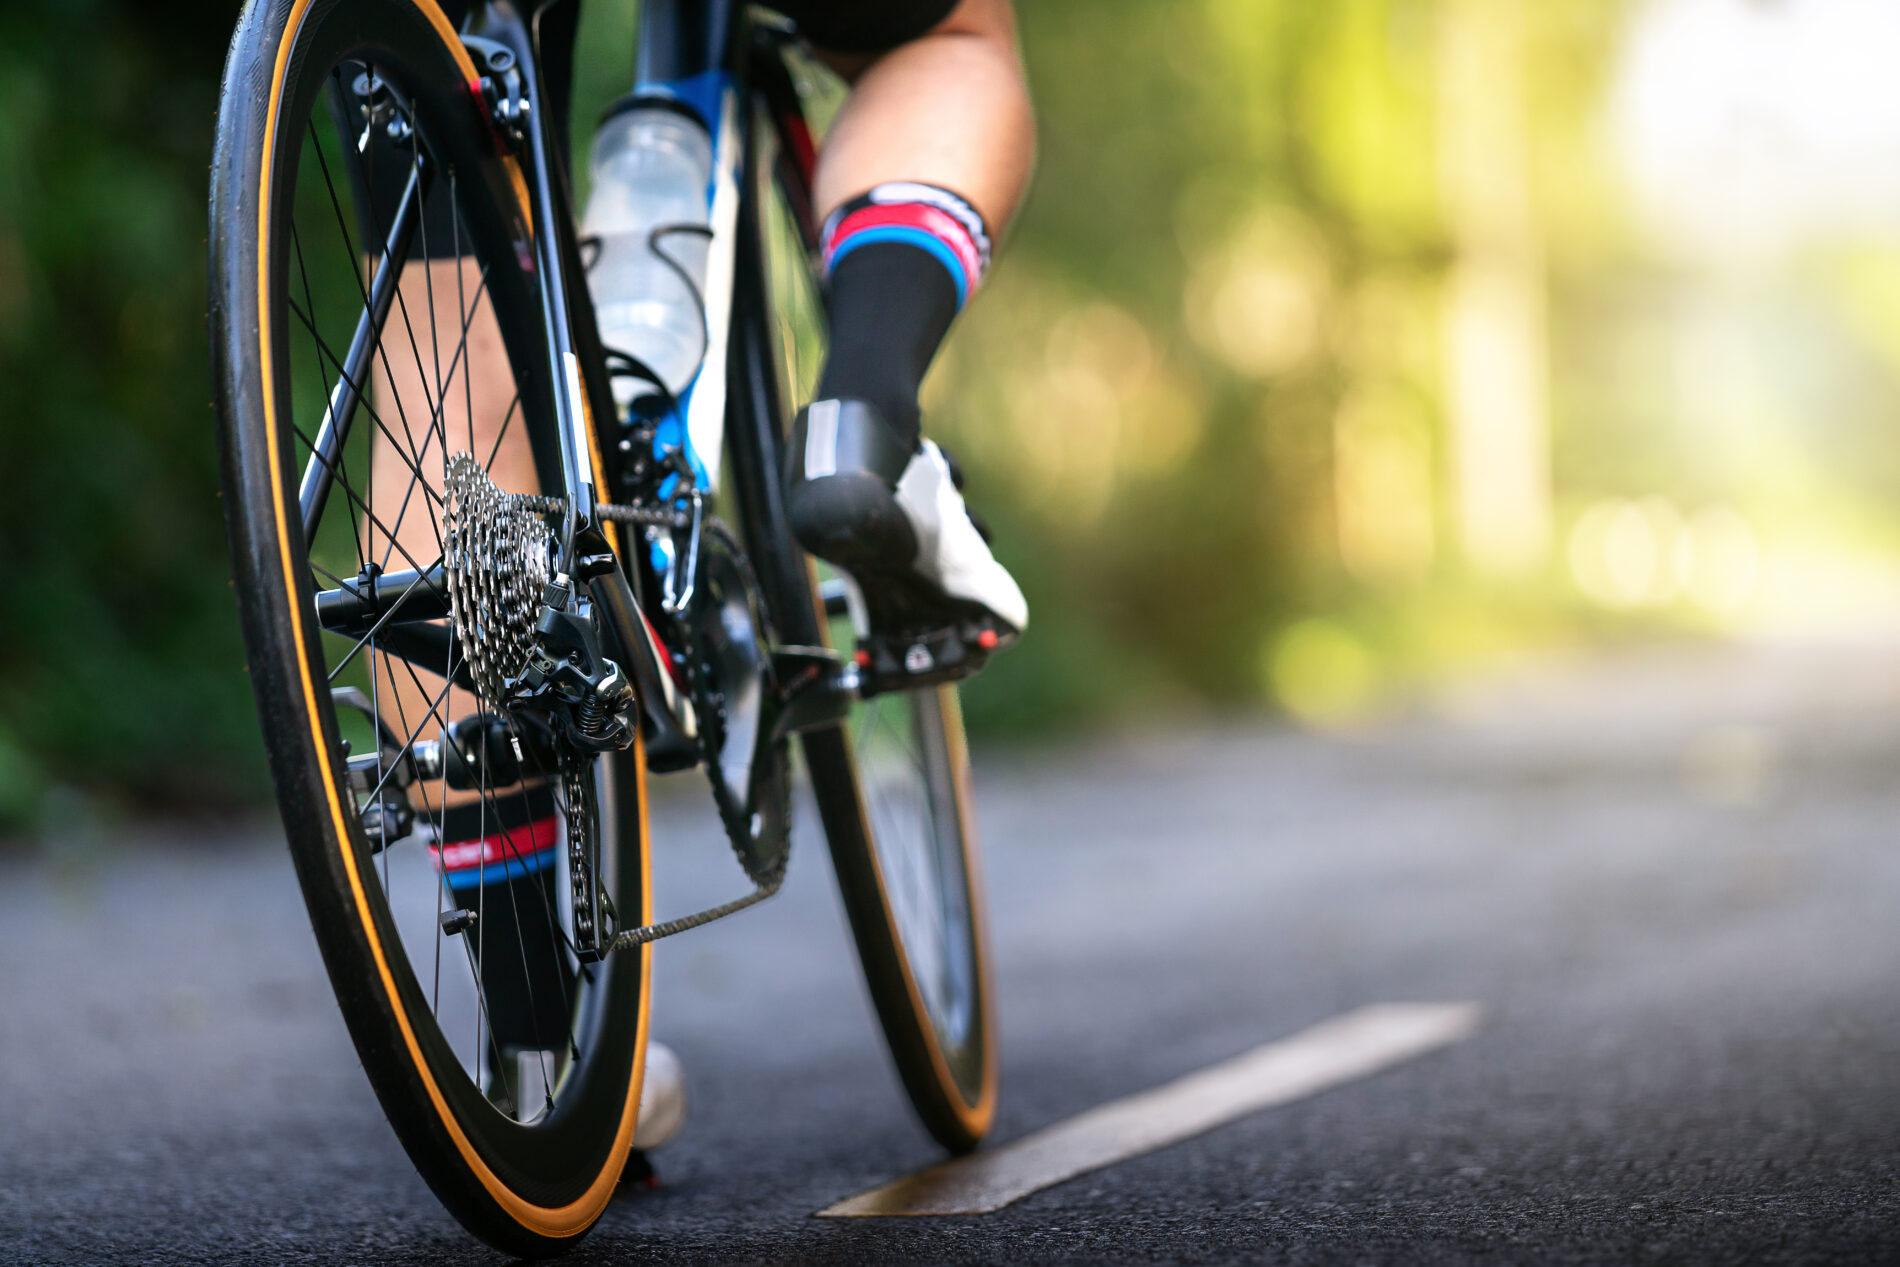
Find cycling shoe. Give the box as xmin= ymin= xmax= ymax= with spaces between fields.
xmin=786 ymin=398 xmax=1028 ymax=641
xmin=631 ymin=1040 xmax=687 ymax=1151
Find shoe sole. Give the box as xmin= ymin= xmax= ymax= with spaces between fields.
xmin=787 ymin=470 xmax=1018 ymax=693
xmin=787 ymin=472 xmax=919 ymax=575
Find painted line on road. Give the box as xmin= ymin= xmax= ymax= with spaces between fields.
xmin=817 ymin=1001 xmax=1482 ymax=1218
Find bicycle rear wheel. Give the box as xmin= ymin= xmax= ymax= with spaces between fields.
xmin=209 ymin=0 xmax=647 ymax=1254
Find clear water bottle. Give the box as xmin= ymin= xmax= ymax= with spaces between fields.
xmin=582 ymin=105 xmax=713 ymax=408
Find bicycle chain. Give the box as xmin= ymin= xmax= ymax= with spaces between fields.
xmin=443 ymin=453 xmax=784 ymax=952
xmin=512 ymin=493 xmax=688 ymax=530
xmin=443 ymin=453 xmax=694 ymax=954
xmin=562 ymin=752 xmax=598 ymax=948
xmin=565 ymin=516 xmax=789 ymax=955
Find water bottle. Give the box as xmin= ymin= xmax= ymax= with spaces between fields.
xmin=582 ymin=104 xmax=713 ymax=409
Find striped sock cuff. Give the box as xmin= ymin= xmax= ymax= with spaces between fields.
xmin=434 ymin=785 xmax=560 ymax=891
xmin=434 ymin=814 xmax=561 ymax=890
xmin=821 ymin=183 xmax=991 ymax=307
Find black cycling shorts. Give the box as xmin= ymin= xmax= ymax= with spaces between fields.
xmin=771 ymin=0 xmax=961 ymax=53
xmin=468 ymin=0 xmax=961 ymax=141
xmin=352 ymin=0 xmax=959 ymax=257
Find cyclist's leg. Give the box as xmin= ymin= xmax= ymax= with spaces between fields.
xmin=811 ymin=0 xmax=1035 ymax=243
xmin=784 ymin=0 xmax=1035 ymax=638
xmin=808 ymin=0 xmax=1032 ymax=451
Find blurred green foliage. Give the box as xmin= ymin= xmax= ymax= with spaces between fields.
xmin=0 ymin=0 xmax=1629 ymax=832
xmin=16 ymin=0 xmax=1899 ymax=834
xmin=942 ymin=0 xmax=1628 ymax=736
xmin=0 ymin=1 xmax=266 ymax=832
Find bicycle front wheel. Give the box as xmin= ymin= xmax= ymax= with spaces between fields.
xmin=803 ymin=680 xmax=998 ymax=1152
xmin=728 ymin=178 xmax=997 ymax=1153
xmin=209 ymin=0 xmax=648 ymax=1254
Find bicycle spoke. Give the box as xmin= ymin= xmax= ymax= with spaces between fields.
xmin=484 ymin=391 xmax=522 ymax=473
xmin=375 ymin=657 xmax=506 ymax=1082
xmin=455 ymin=174 xmax=476 ymax=461
xmin=354 ymin=675 xmax=456 ymax=809
xmin=286 ymin=296 xmax=448 ymax=522
xmin=382 ymin=644 xmax=589 ymax=994
xmin=307 ymin=107 xmax=445 ymax=558
xmin=281 ymin=302 xmax=467 ymax=600
xmin=355 ymin=150 xmax=454 ymax=499
xmin=285 ymin=216 xmax=495 ymax=551
xmin=283 ymin=241 xmax=493 ymax=577
xmin=289 ymin=173 xmax=466 ymax=695
xmin=294 ymin=161 xmax=427 ymax=540
xmin=324 ymin=555 xmax=447 ymax=684
xmin=855 ymin=693 xmax=965 ymax=1036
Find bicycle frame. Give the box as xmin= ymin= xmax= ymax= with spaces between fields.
xmin=306 ymin=0 xmax=853 ymax=818
xmin=457 ymin=0 xmax=848 ymax=770
xmin=301 ymin=0 xmax=852 ymax=953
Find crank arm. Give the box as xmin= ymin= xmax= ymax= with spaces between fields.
xmin=767 ymin=645 xmax=858 ymax=742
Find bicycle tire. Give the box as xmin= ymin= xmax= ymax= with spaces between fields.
xmin=803 ymin=690 xmax=998 ymax=1152
xmin=727 ymin=170 xmax=998 ymax=1154
xmin=209 ymin=0 xmax=648 ymax=1254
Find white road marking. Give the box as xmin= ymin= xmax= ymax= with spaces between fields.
xmin=818 ymin=1002 xmax=1482 ymax=1218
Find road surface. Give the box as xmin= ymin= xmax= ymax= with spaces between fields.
xmin=3 ymin=640 xmax=1898 ymax=1263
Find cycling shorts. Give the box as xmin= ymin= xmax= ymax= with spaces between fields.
xmin=471 ymin=0 xmax=961 ymax=138
xmin=770 ymin=0 xmax=961 ymax=52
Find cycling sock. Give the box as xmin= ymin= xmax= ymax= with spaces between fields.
xmin=816 ymin=183 xmax=991 ymax=453
xmin=434 ymin=785 xmax=573 ymax=1053
xmin=433 ymin=785 xmax=560 ymax=890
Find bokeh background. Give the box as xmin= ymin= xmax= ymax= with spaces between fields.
xmin=6 ymin=0 xmax=1900 ymax=834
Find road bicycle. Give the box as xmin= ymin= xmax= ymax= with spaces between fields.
xmin=208 ymin=0 xmax=999 ymax=1253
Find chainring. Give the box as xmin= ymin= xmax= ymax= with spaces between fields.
xmin=685 ymin=518 xmax=790 ymax=888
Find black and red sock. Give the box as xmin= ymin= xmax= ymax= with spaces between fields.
xmin=432 ymin=785 xmax=573 ymax=1055
xmin=816 ymin=183 xmax=991 ymax=452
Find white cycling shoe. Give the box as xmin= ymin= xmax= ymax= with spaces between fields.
xmin=631 ymin=1040 xmax=687 ymax=1152
xmin=893 ymin=440 xmax=1030 ymax=633
xmin=786 ymin=398 xmax=1028 ymax=651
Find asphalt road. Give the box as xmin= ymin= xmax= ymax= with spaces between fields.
xmin=4 ymin=640 xmax=1899 ymax=1264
